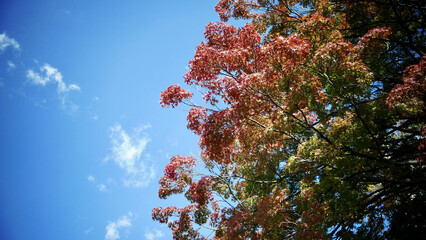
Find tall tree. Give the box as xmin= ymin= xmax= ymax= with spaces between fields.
xmin=153 ymin=0 xmax=425 ymax=239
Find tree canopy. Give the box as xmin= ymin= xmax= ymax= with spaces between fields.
xmin=154 ymin=0 xmax=425 ymax=239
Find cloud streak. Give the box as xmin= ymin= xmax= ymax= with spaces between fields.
xmin=26 ymin=63 xmax=80 ymax=112
xmin=84 ymin=227 xmax=93 ymax=235
xmin=106 ymin=123 xmax=155 ymax=188
xmin=7 ymin=61 xmax=16 ymax=71
xmin=27 ymin=64 xmax=80 ymax=93
xmin=0 ymin=32 xmax=20 ymax=51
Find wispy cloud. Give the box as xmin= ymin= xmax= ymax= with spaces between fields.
xmin=7 ymin=61 xmax=16 ymax=71
xmin=88 ymin=175 xmax=95 ymax=183
xmin=145 ymin=230 xmax=165 ymax=240
xmin=106 ymin=123 xmax=155 ymax=188
xmin=107 ymin=178 xmax=116 ymax=185
xmin=90 ymin=113 xmax=99 ymax=120
xmin=0 ymin=32 xmax=20 ymax=51
xmin=87 ymin=175 xmax=109 ymax=192
xmin=105 ymin=212 xmax=133 ymax=240
xmin=27 ymin=64 xmax=80 ymax=92
xmin=87 ymin=96 xmax=100 ymax=120
xmin=26 ymin=63 xmax=80 ymax=112
xmin=97 ymin=183 xmax=107 ymax=192
xmin=84 ymin=227 xmax=93 ymax=235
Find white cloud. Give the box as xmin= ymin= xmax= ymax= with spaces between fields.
xmin=26 ymin=63 xmax=80 ymax=112
xmin=88 ymin=175 xmax=109 ymax=192
xmin=84 ymin=227 xmax=93 ymax=235
xmin=26 ymin=64 xmax=80 ymax=93
xmin=145 ymin=230 xmax=165 ymax=240
xmin=97 ymin=184 xmax=107 ymax=192
xmin=108 ymin=124 xmax=148 ymax=174
xmin=7 ymin=61 xmax=16 ymax=71
xmin=106 ymin=123 xmax=155 ymax=188
xmin=0 ymin=33 xmax=20 ymax=51
xmin=87 ymin=175 xmax=95 ymax=183
xmin=105 ymin=213 xmax=133 ymax=240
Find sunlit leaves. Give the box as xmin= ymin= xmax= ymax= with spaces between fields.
xmin=160 ymin=84 xmax=193 ymax=108
xmin=154 ymin=0 xmax=425 ymax=238
xmin=386 ymin=56 xmax=425 ymax=115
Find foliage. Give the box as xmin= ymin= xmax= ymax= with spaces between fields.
xmin=153 ymin=0 xmax=425 ymax=239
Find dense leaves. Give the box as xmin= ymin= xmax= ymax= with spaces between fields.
xmin=154 ymin=0 xmax=425 ymax=239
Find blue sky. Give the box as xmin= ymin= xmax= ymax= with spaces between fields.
xmin=0 ymin=1 xmax=221 ymax=239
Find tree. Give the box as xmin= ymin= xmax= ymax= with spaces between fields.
xmin=153 ymin=0 xmax=425 ymax=239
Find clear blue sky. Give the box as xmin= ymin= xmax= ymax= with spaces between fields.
xmin=0 ymin=1 xmax=220 ymax=239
